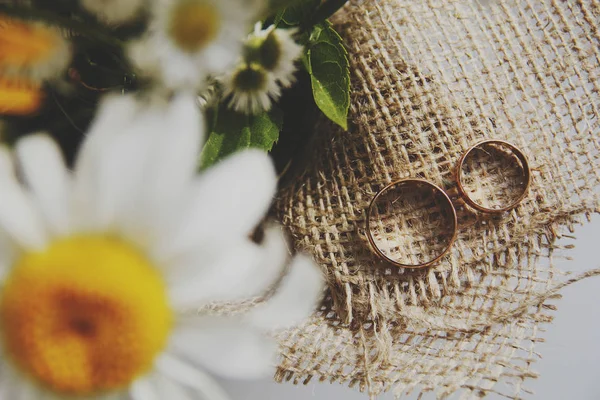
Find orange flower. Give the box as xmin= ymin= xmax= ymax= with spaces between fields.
xmin=0 ymin=14 xmax=71 ymax=81
xmin=0 ymin=77 xmax=44 ymax=116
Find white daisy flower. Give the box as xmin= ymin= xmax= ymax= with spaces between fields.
xmin=80 ymin=0 xmax=146 ymax=25
xmin=222 ymin=63 xmax=281 ymax=115
xmin=246 ymin=24 xmax=303 ymax=88
xmin=128 ymin=0 xmax=265 ymax=89
xmin=0 ymin=92 xmax=324 ymax=399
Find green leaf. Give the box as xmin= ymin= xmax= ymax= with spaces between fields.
xmin=269 ymin=0 xmax=306 ymax=24
xmin=273 ymin=9 xmax=285 ymax=26
xmin=311 ymin=0 xmax=349 ymax=25
xmin=200 ymin=106 xmax=283 ymax=169
xmin=308 ymin=22 xmax=350 ymax=130
xmin=275 ymin=0 xmax=320 ymax=27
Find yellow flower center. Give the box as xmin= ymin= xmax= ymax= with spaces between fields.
xmin=0 ymin=236 xmax=173 ymax=395
xmin=168 ymin=0 xmax=221 ymax=53
xmin=0 ymin=77 xmax=43 ymax=115
xmin=0 ymin=15 xmax=64 ymax=70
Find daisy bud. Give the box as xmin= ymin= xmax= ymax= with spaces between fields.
xmin=223 ymin=63 xmax=281 ymax=115
xmin=244 ymin=24 xmax=303 ymax=88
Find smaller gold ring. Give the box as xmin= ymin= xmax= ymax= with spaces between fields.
xmin=365 ymin=179 xmax=458 ymax=269
xmin=455 ymin=140 xmax=531 ymax=214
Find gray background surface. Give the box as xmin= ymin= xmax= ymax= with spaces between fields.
xmin=220 ymin=215 xmax=600 ymax=399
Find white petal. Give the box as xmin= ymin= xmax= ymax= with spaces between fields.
xmin=0 ymin=146 xmax=15 ymax=183
xmin=130 ymin=376 xmax=160 ymax=400
xmin=156 ymin=354 xmax=231 ymax=400
xmin=159 ymin=48 xmax=204 ymax=90
xmin=72 ymin=115 xmax=156 ymax=234
xmin=127 ymin=37 xmax=161 ymax=79
xmin=0 ymin=232 xmax=15 ymax=286
xmin=0 ymin=384 xmax=10 ymax=400
xmin=72 ymin=94 xmax=203 ymax=248
xmin=81 ymin=0 xmax=144 ymax=24
xmin=226 ymin=225 xmax=290 ymax=299
xmin=0 ymin=364 xmax=47 ymax=400
xmin=16 ymin=134 xmax=71 ymax=237
xmin=247 ymin=254 xmax=324 ymax=330
xmin=167 ymin=240 xmax=263 ymax=310
xmin=76 ymin=94 xmax=140 ymax=170
xmin=0 ymin=148 xmax=47 ymax=250
xmin=71 ymin=94 xmax=143 ymax=232
xmin=167 ymin=317 xmax=276 ymax=380
xmin=85 ymin=393 xmax=125 ymax=400
xmin=156 ymin=150 xmax=277 ymax=260
xmin=167 ymin=226 xmax=289 ymax=309
xmin=12 ymin=378 xmax=39 ymax=400
xmin=147 ymin=92 xmax=203 ymax=185
xmin=0 ymin=364 xmax=14 ymax=400
xmin=133 ymin=93 xmax=203 ymax=235
xmin=0 ymin=363 xmax=24 ymax=400
xmin=153 ymin=373 xmax=192 ymax=400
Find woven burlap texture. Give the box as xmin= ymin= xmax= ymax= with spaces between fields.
xmin=273 ymin=0 xmax=600 ymax=398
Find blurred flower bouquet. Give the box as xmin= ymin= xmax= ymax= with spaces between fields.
xmin=0 ymin=0 xmax=350 ymax=166
xmin=0 ymin=0 xmax=350 ymax=398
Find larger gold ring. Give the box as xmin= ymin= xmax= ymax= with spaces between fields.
xmin=365 ymin=179 xmax=458 ymax=269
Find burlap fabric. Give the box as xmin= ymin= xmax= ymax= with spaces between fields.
xmin=273 ymin=0 xmax=600 ymax=398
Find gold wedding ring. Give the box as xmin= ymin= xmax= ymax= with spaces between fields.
xmin=366 ymin=140 xmax=530 ymax=269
